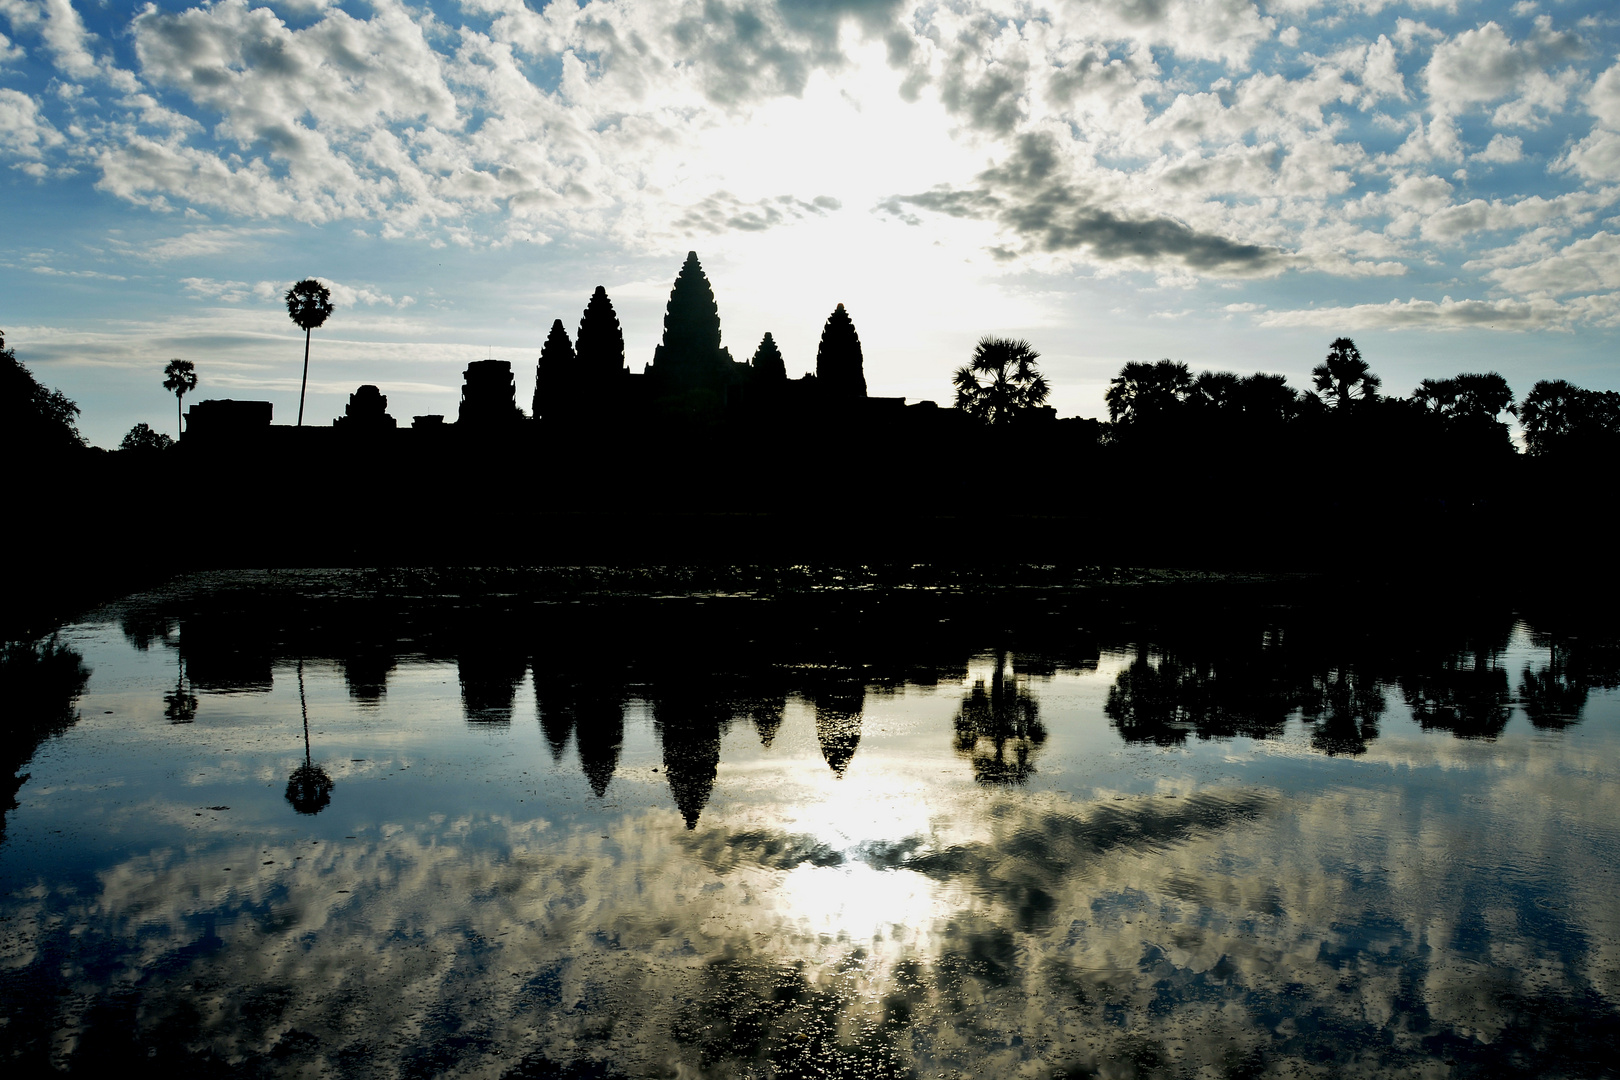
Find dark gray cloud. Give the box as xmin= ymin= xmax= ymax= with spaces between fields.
xmin=883 ymin=132 xmax=1289 ymax=275
xmin=670 ymin=0 xmax=908 ymax=106
xmin=674 ymin=190 xmax=840 ymax=234
xmin=933 ymin=13 xmax=1029 ymax=134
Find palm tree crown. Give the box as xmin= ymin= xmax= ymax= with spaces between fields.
xmin=162 ymin=358 xmax=196 ymax=435
xmin=285 ymin=279 xmax=334 ymax=332
xmin=953 ymin=337 xmax=1049 ymax=425
xmin=1312 ymin=337 xmax=1380 ymax=408
xmin=1105 ymin=359 xmax=1192 ymax=424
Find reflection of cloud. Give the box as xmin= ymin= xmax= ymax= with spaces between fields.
xmin=9 ymin=734 xmax=1620 ymax=1078
xmin=12 ymin=592 xmax=1620 ymax=1075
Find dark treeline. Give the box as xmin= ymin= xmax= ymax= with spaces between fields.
xmin=7 ymin=272 xmax=1620 ymax=617
xmin=64 ymin=571 xmax=1611 ymax=832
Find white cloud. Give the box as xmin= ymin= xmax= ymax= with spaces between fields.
xmin=1258 ymin=294 xmax=1566 ymax=329
xmin=1485 ymin=229 xmax=1620 ymax=297
xmin=0 ymin=86 xmax=62 ymax=158
xmin=1559 ymin=129 xmax=1620 ymax=182
xmin=0 ymin=0 xmax=139 ymax=90
xmin=1473 ymin=133 xmax=1523 ymax=163
xmin=1423 ymin=18 xmax=1582 ymax=121
xmin=1585 ymin=58 xmax=1620 ymax=128
xmin=0 ymin=29 xmax=25 ymax=68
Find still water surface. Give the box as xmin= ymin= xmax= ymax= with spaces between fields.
xmin=2 ymin=571 xmax=1617 ymax=1078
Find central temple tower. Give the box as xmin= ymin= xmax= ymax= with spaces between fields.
xmin=646 ymin=251 xmax=737 ymax=396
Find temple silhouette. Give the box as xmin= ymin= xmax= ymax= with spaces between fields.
xmin=179 ymin=251 xmax=936 ymax=445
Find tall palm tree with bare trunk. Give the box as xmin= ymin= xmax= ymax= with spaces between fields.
xmin=161 ymin=358 xmax=196 ymax=436
xmin=284 ymin=279 xmax=335 ymax=426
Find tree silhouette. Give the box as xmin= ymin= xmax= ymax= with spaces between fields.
xmin=750 ymin=332 xmax=786 ymax=381
xmin=284 ymin=279 xmax=335 ymax=427
xmin=576 ymin=286 xmax=626 ymax=384
xmin=1311 ymin=338 xmax=1380 ymax=409
xmin=1414 ymin=372 xmax=1514 ymax=423
xmin=1413 ymin=377 xmax=1459 ymax=416
xmin=1232 ymin=372 xmax=1300 ymax=424
xmin=1 ymin=330 xmax=84 ymax=452
xmin=1451 ymin=372 xmax=1515 ymax=421
xmin=285 ymin=659 xmax=333 ymax=814
xmin=953 ymin=337 xmax=1049 ymax=425
xmin=1105 ymin=359 xmax=1192 ymax=425
xmin=119 ymin=422 xmax=172 ymax=453
xmin=535 ymin=319 xmax=576 ymax=419
xmin=1519 ymin=379 xmax=1619 ymax=455
xmin=953 ymin=651 xmax=1046 ymax=784
xmin=162 ymin=358 xmax=196 ymax=435
xmin=815 ymin=303 xmax=867 ymax=399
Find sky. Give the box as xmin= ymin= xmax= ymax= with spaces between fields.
xmin=2 ymin=0 xmax=1618 ymax=447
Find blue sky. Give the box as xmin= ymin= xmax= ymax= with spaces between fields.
xmin=2 ymin=0 xmax=1617 ymax=446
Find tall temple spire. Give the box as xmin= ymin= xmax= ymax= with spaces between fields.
xmin=533 ymin=319 xmax=575 ymax=420
xmin=576 ymin=286 xmax=626 ymax=382
xmin=650 ymin=251 xmax=733 ymax=385
xmin=815 ymin=303 xmax=867 ymax=399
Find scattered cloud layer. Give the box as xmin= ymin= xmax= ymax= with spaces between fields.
xmin=0 ymin=0 xmax=1617 ymax=383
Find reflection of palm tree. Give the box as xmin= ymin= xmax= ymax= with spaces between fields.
xmin=1302 ymin=668 xmax=1384 ymax=756
xmin=1519 ymin=640 xmax=1591 ymax=729
xmin=1106 ymin=649 xmax=1194 ymax=747
xmin=1401 ymin=655 xmax=1511 ymax=739
xmin=164 ymin=653 xmax=198 ymax=724
xmin=954 ymin=651 xmax=1046 ymax=784
xmin=285 ymin=660 xmax=333 ymax=815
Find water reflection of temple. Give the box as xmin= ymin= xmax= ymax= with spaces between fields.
xmin=115 ymin=583 xmax=1620 ymax=833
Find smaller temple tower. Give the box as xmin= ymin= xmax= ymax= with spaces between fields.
xmin=458 ymin=359 xmax=523 ymax=427
xmin=334 ymin=384 xmax=397 ymax=431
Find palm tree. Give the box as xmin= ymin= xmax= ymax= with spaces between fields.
xmin=1412 ymin=377 xmax=1459 ymax=415
xmin=162 ymin=358 xmax=196 ymax=436
xmin=284 ymin=279 xmax=335 ymax=427
xmin=1519 ymin=379 xmax=1588 ymax=455
xmin=1311 ymin=337 xmax=1380 ymax=408
xmin=1104 ymin=359 xmax=1192 ymax=424
xmin=953 ymin=337 xmax=1049 ymax=425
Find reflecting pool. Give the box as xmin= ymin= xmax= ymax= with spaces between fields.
xmin=2 ymin=570 xmax=1617 ymax=1078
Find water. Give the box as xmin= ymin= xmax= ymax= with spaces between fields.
xmin=2 ymin=570 xmax=1617 ymax=1078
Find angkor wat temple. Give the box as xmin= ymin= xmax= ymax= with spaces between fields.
xmin=185 ymin=251 xmax=922 ymax=441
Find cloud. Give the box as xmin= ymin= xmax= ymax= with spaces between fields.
xmin=1052 ymin=0 xmax=1277 ymax=68
xmin=0 ymin=0 xmax=139 ymax=90
xmin=112 ymin=225 xmax=287 ymax=262
xmin=1484 ymin=230 xmax=1620 ymax=297
xmin=672 ymin=190 xmax=842 ymax=234
xmin=0 ymin=29 xmax=25 ymax=69
xmin=1473 ymin=133 xmax=1523 ymax=163
xmin=181 ymin=277 xmax=281 ymax=303
xmin=1423 ymin=17 xmax=1582 ymax=123
xmin=1257 ymin=295 xmax=1565 ymax=330
xmin=883 ymin=133 xmax=1291 ymax=276
xmin=0 ymin=87 xmax=62 ymax=158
